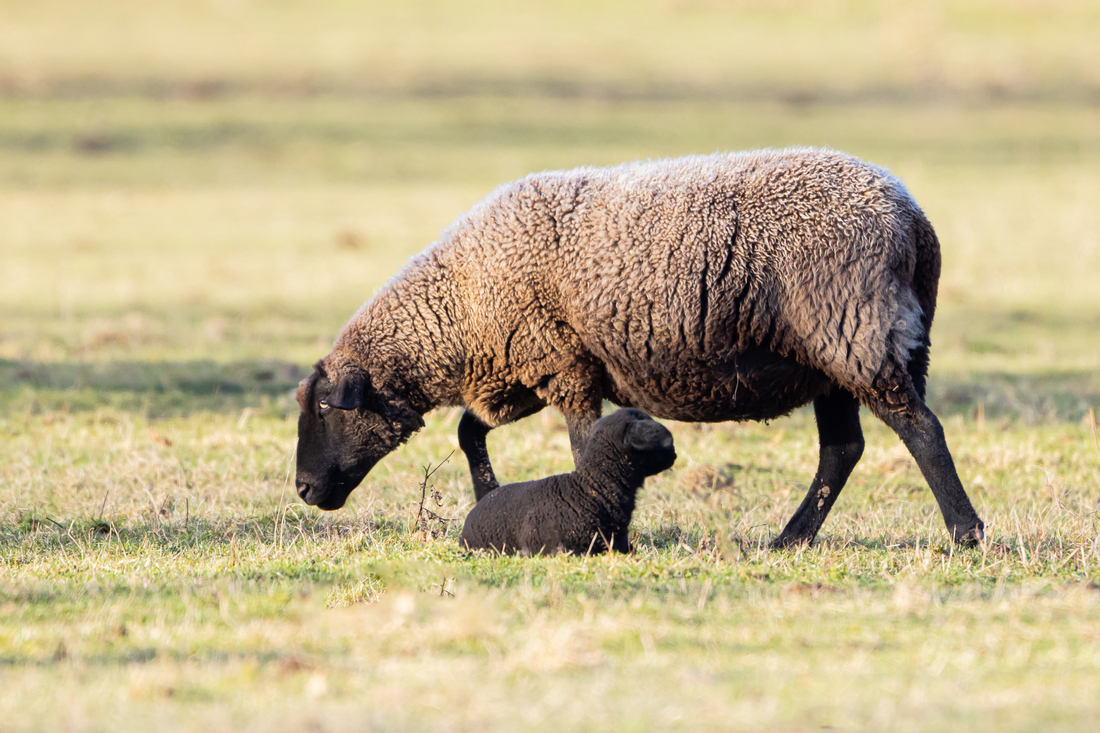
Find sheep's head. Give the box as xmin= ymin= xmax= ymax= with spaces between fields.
xmin=294 ymin=361 xmax=425 ymax=510
xmin=591 ymin=408 xmax=677 ymax=476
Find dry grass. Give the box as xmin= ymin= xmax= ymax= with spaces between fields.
xmin=2 ymin=406 xmax=1098 ymax=730
xmin=2 ymin=1 xmax=1100 ymax=730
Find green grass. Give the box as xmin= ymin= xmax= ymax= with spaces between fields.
xmin=2 ymin=1 xmax=1100 ymax=730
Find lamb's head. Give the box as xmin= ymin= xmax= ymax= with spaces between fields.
xmin=294 ymin=360 xmax=425 ymax=510
xmin=590 ymin=409 xmax=677 ymax=476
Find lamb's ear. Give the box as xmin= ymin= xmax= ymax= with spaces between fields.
xmin=623 ymin=419 xmax=674 ymax=454
xmin=326 ymin=370 xmax=368 ymax=411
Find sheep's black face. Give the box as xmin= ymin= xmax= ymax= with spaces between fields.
xmin=593 ymin=408 xmax=677 ymax=475
xmin=294 ymin=367 xmax=424 ymax=511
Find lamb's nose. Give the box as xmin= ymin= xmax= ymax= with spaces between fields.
xmin=296 ymin=480 xmax=312 ymax=501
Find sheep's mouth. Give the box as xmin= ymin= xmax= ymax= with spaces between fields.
xmin=314 ymin=494 xmax=349 ymax=511
xmin=296 ymin=475 xmax=355 ymax=510
xmin=298 ymin=482 xmax=351 ymax=511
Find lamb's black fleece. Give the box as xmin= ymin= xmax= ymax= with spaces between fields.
xmin=459 ymin=409 xmax=675 ymax=555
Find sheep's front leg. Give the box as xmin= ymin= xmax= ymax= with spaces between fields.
xmin=565 ymin=412 xmax=599 ymax=466
xmin=537 ymin=357 xmax=604 ymax=467
xmin=458 ymin=410 xmax=498 ymax=502
xmin=772 ymin=387 xmax=865 ymax=548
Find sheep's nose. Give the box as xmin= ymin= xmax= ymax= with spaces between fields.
xmin=296 ymin=479 xmax=312 ymax=501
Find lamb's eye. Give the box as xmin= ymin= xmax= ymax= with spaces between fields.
xmin=319 ymin=399 xmax=330 ymax=411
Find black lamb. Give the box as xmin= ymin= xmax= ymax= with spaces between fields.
xmin=458 ymin=409 xmax=675 ymax=555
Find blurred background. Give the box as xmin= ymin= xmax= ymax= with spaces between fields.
xmin=2 ymin=0 xmax=1098 ymax=420
xmin=4 ymin=5 xmax=1100 ymax=727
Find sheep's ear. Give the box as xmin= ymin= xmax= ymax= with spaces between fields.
xmin=326 ymin=370 xmax=367 ymax=410
xmin=623 ymin=419 xmax=674 ymax=454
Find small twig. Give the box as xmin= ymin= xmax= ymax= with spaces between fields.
xmin=97 ymin=487 xmax=110 ymax=521
xmin=423 ymin=451 xmax=454 ymax=483
xmin=413 ymin=451 xmax=454 ymax=536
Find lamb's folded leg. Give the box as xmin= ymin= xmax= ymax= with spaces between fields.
xmin=458 ymin=410 xmax=498 ymax=501
xmin=772 ymin=387 xmax=865 ymax=548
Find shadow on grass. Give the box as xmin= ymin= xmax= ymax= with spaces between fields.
xmin=927 ymin=370 xmax=1100 ymax=424
xmin=1 ymin=359 xmax=307 ymax=417
xmin=11 ymin=72 xmax=1100 ymax=105
xmin=0 ymin=509 xmax=421 ymax=557
xmin=3 ymin=356 xmax=1098 ymax=423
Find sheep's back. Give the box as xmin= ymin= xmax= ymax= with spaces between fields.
xmin=448 ymin=148 xmax=932 ymax=417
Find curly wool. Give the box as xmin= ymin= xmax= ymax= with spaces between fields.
xmin=327 ymin=147 xmax=938 ymax=427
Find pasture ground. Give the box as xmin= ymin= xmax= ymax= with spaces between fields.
xmin=2 ymin=2 xmax=1100 ymax=730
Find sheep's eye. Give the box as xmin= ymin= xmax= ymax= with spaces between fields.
xmin=319 ymin=399 xmax=330 ymax=411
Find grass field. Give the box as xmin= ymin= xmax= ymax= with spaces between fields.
xmin=2 ymin=1 xmax=1100 ymax=730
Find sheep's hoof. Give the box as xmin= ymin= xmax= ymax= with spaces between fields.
xmin=950 ymin=520 xmax=985 ymax=547
xmin=769 ymin=533 xmax=812 ymax=551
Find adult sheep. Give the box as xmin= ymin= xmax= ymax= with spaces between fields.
xmin=294 ymin=147 xmax=985 ymax=547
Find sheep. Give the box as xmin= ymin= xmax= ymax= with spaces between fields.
xmin=458 ymin=408 xmax=676 ymax=555
xmin=294 ymin=147 xmax=985 ymax=547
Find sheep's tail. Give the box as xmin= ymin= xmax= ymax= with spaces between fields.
xmin=907 ymin=210 xmax=941 ymax=401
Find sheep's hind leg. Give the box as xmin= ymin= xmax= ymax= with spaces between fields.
xmin=458 ymin=411 xmax=499 ymax=502
xmin=868 ymin=389 xmax=985 ymax=546
xmin=772 ymin=387 xmax=865 ymax=549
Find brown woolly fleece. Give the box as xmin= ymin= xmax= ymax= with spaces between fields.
xmin=328 ymin=147 xmax=933 ymax=424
